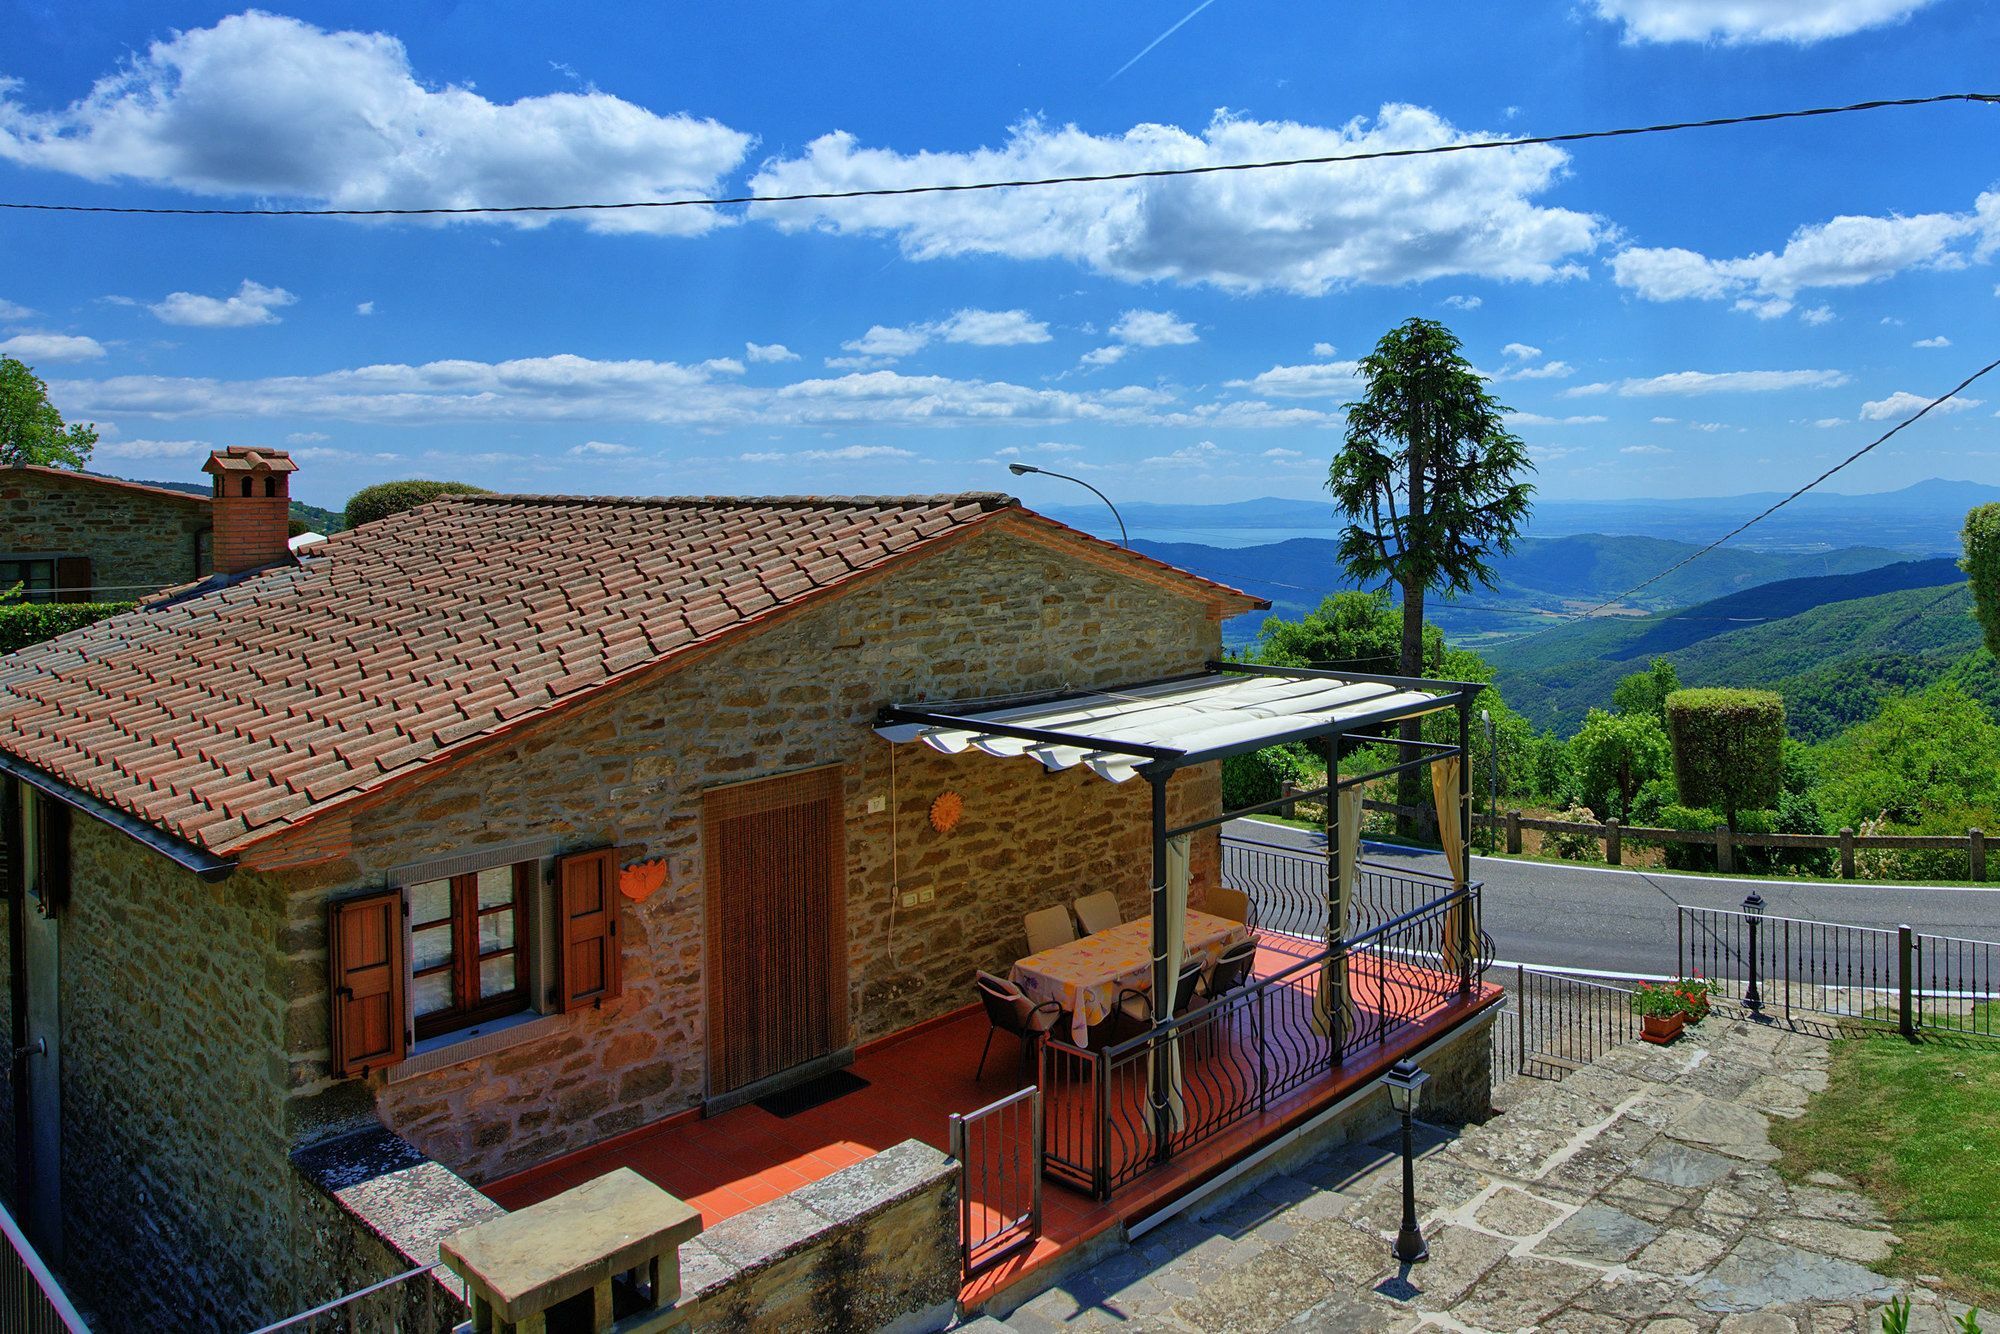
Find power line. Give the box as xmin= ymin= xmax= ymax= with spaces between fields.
xmin=0 ymin=93 xmax=1992 ymax=219
xmin=1477 ymin=355 xmax=2000 ymax=648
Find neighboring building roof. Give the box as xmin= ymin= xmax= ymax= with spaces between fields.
xmin=4 ymin=465 xmax=212 ymax=506
xmin=0 ymin=493 xmax=1261 ymax=863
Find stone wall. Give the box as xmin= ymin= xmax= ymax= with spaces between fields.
xmin=0 ymin=468 xmax=209 ymax=597
xmin=280 ymin=524 xmax=1229 ymax=1185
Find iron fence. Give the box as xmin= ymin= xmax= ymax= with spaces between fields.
xmin=0 ymin=1199 xmax=87 ymax=1334
xmin=1490 ymin=965 xmax=1639 ymax=1084
xmin=1040 ymin=885 xmax=1486 ymax=1200
xmin=1677 ymin=905 xmax=2000 ymax=1038
xmin=948 ymin=1086 xmax=1042 ymax=1277
xmin=1220 ymin=835 xmax=1460 ymax=940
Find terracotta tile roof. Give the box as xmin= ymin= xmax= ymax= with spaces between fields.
xmin=0 ymin=492 xmax=1258 ymax=860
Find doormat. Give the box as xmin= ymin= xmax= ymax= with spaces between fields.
xmin=754 ymin=1069 xmax=871 ymax=1118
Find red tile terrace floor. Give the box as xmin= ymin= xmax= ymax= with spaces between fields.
xmin=482 ymin=933 xmax=1502 ymax=1313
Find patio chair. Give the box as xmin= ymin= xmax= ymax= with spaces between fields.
xmin=1107 ymin=960 xmax=1205 ymax=1046
xmin=1192 ymin=939 xmax=1260 ymax=1057
xmin=974 ymin=971 xmax=1064 ymax=1082
xmin=1023 ymin=905 xmax=1077 ymax=955
xmin=1072 ymin=890 xmax=1123 ymax=936
xmin=1206 ymin=885 xmax=1255 ymax=931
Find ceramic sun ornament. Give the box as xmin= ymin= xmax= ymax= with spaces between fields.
xmin=929 ymin=790 xmax=964 ymax=835
xmin=619 ymin=857 xmax=668 ymax=902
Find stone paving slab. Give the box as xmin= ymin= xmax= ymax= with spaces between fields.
xmin=978 ymin=1018 xmax=1974 ymax=1333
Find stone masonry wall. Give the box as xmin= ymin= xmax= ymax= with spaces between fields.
xmin=280 ymin=525 xmax=1230 ymax=1186
xmin=0 ymin=468 xmax=210 ymax=597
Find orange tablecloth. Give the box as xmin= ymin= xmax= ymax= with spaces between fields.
xmin=1011 ymin=909 xmax=1251 ymax=1046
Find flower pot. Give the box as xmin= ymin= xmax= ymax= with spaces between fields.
xmin=1640 ymin=1012 xmax=1685 ymax=1045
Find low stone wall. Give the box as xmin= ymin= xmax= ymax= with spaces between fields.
xmin=669 ymin=1139 xmax=958 ymax=1333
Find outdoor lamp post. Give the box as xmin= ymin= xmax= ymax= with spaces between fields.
xmin=1382 ymin=1059 xmax=1430 ymax=1265
xmin=1006 ymin=462 xmax=1130 ymax=548
xmin=1742 ymin=892 xmax=1766 ymax=1016
xmin=1481 ymin=708 xmax=1497 ymax=852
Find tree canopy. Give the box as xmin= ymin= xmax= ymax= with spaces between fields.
xmin=1813 ymin=683 xmax=2000 ymax=831
xmin=1963 ymin=503 xmax=2000 ymax=660
xmin=343 ymin=479 xmax=491 ymax=529
xmin=1612 ymin=656 xmax=1682 ymax=723
xmin=0 ymin=357 xmax=97 ymax=469
xmin=1249 ymin=589 xmax=1442 ymax=674
xmin=1570 ymin=708 xmax=1671 ymax=821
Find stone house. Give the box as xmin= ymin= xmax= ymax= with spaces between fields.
xmin=0 ymin=464 xmax=215 ymax=601
xmin=0 ymin=469 xmax=1262 ymax=1329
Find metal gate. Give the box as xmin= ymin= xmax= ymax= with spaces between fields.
xmin=948 ymin=1086 xmax=1042 ymax=1277
xmin=1492 ymin=964 xmax=1639 ymax=1084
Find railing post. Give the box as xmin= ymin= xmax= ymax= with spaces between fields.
xmin=1972 ymin=828 xmax=1986 ymax=882
xmin=1514 ymin=963 xmax=1526 ymax=1075
xmin=1897 ymin=924 xmax=1916 ymax=1040
xmin=1092 ymin=1047 xmax=1111 ymax=1200
xmin=1714 ymin=824 xmax=1733 ymax=875
xmin=1605 ymin=818 xmax=1621 ymax=867
xmin=1506 ymin=809 xmax=1521 ymax=855
xmin=1280 ymin=780 xmax=1297 ymax=820
xmin=1839 ymin=827 xmax=1855 ymax=879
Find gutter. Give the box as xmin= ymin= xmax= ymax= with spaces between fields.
xmin=0 ymin=751 xmax=237 ymax=882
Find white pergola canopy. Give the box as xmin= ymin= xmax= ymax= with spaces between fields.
xmin=875 ymin=666 xmax=1461 ymax=783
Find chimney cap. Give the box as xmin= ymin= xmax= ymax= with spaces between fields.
xmin=203 ymin=446 xmax=298 ymax=476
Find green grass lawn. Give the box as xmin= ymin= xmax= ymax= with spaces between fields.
xmin=1771 ymin=1023 xmax=2000 ymax=1306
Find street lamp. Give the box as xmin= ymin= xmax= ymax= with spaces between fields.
xmin=1006 ymin=463 xmax=1129 ymax=548
xmin=1742 ymin=892 xmax=1766 ymax=1017
xmin=1382 ymin=1060 xmax=1430 ymax=1265
xmin=1481 ymin=708 xmax=1497 ymax=853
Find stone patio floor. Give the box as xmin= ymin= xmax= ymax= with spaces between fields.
xmin=972 ymin=1017 xmax=1978 ymax=1333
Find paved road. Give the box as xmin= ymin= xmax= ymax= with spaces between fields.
xmin=1225 ymin=818 xmax=2000 ymax=977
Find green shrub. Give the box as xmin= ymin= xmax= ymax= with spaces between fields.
xmin=1544 ymin=804 xmax=1602 ymax=861
xmin=1222 ymin=742 xmax=1318 ymax=814
xmin=1569 ymin=707 xmax=1671 ymax=821
xmin=1629 ymin=776 xmax=1676 ymax=827
xmin=0 ymin=600 xmax=133 ymax=654
xmin=1655 ymin=802 xmax=1723 ymax=871
xmin=343 ymin=479 xmax=490 ymax=529
xmin=1964 ymin=502 xmax=2000 ymax=660
xmin=1664 ymin=687 xmax=1785 ymax=827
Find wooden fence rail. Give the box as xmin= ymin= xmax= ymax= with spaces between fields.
xmin=1276 ymin=784 xmax=1989 ymax=881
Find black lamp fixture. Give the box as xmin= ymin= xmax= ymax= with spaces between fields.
xmin=1006 ymin=462 xmax=1130 ymax=548
xmin=1382 ymin=1059 xmax=1430 ymax=1264
xmin=1742 ymin=891 xmax=1766 ymax=1016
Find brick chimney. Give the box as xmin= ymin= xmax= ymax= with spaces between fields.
xmin=203 ymin=447 xmax=299 ymax=576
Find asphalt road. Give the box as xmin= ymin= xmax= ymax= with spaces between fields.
xmin=1225 ymin=818 xmax=2000 ymax=978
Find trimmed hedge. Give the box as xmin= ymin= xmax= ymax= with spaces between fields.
xmin=1963 ymin=502 xmax=2000 ymax=659
xmin=1222 ymin=743 xmax=1318 ymax=813
xmin=0 ymin=600 xmax=133 ymax=654
xmin=343 ymin=480 xmax=490 ymax=529
xmin=1664 ymin=687 xmax=1785 ymax=827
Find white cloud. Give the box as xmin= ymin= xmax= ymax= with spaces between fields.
xmin=1311 ymin=342 xmax=1337 ymax=358
xmin=1262 ymin=447 xmax=1304 ymax=458
xmin=567 ymin=440 xmax=637 ymax=457
xmin=0 ymin=11 xmax=752 ymax=236
xmin=1565 ymin=369 xmax=1849 ymax=397
xmin=1859 ymin=390 xmax=1983 ymax=421
xmin=149 ymin=280 xmax=296 ymax=328
xmin=1442 ymin=294 xmax=1483 ymax=310
xmin=284 ymin=431 xmax=330 ymax=444
xmin=1620 ymin=444 xmax=1671 ymax=455
xmin=355 ymin=301 xmax=375 ymax=317
xmin=1798 ymin=305 xmax=1834 ymax=326
xmin=1506 ymin=411 xmax=1607 ymax=426
xmin=1078 ymin=345 xmax=1127 ymax=367
xmin=1649 ymin=416 xmax=1677 ymax=424
xmin=1688 ymin=421 xmax=1726 ymax=432
xmin=1589 ymin=0 xmax=1941 ymax=44
xmin=0 ymin=332 xmax=105 ymax=362
xmin=1914 ymin=335 xmax=1951 ymax=348
xmin=745 ymin=341 xmax=800 ymax=363
xmin=842 ymin=324 xmax=932 ymax=358
xmin=994 ymin=442 xmax=1085 ymax=457
xmin=1528 ymin=444 xmax=1586 ymax=463
xmin=1812 ymin=417 xmax=1847 ymax=428
xmin=937 ymin=308 xmax=1051 ymax=346
xmin=1502 ymin=342 xmax=1541 ymax=360
xmin=1143 ymin=440 xmax=1230 ymax=467
xmin=1109 ymin=310 xmax=1197 ymax=347
xmin=797 ymin=445 xmax=918 ymax=462
xmin=1499 ymin=359 xmax=1573 ymax=381
xmin=0 ymin=299 xmax=33 ymax=321
xmin=95 ymin=436 xmax=213 ymax=459
xmin=1226 ymin=360 xmax=1364 ymax=398
xmin=1610 ymin=193 xmax=1996 ymax=318
xmin=749 ymin=105 xmax=1602 ymax=295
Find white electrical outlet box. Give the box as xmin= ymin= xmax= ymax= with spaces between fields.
xmin=900 ymin=891 xmax=920 ymax=908
xmin=918 ymin=888 xmax=935 ymax=904
xmin=867 ymin=795 xmax=887 ymax=814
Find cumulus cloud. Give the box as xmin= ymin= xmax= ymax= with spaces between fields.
xmin=0 ymin=332 xmax=105 ymax=362
xmin=1620 ymin=443 xmax=1671 ymax=455
xmin=1502 ymin=342 xmax=1542 ymax=360
xmin=1143 ymin=440 xmax=1230 ymax=467
xmin=1564 ymin=369 xmax=1848 ymax=397
xmin=1262 ymin=447 xmax=1304 ymax=458
xmin=745 ymin=341 xmax=799 ymax=363
xmin=749 ymin=106 xmax=1601 ymax=295
xmin=148 ymin=279 xmax=296 ymax=328
xmin=1109 ymin=310 xmax=1198 ymax=347
xmin=1589 ymin=0 xmax=1941 ymax=44
xmin=1507 ymin=411 xmax=1606 ymax=426
xmin=1497 ymin=359 xmax=1573 ymax=381
xmin=285 ymin=431 xmax=330 ymax=444
xmin=1914 ymin=335 xmax=1951 ymax=348
xmin=0 ymin=298 xmax=33 ymax=321
xmin=840 ymin=308 xmax=1050 ymax=361
xmin=1226 ymin=360 xmax=1364 ymax=398
xmin=567 ymin=440 xmax=637 ymax=457
xmin=0 ymin=11 xmax=753 ymax=236
xmin=1610 ymin=193 xmax=1997 ymax=319
xmin=1859 ymin=390 xmax=1982 ymax=421
xmin=1078 ymin=346 xmax=1127 ymax=367
xmin=1442 ymin=294 xmax=1483 ymax=310
xmin=96 ymin=437 xmax=215 ymax=459
xmin=1799 ymin=306 xmax=1834 ymax=326
xmin=994 ymin=442 xmax=1084 ymax=457
xmin=1311 ymin=342 xmax=1337 ymax=358
xmin=742 ymin=444 xmax=919 ymax=464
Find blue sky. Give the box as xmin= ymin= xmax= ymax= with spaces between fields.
xmin=0 ymin=1 xmax=1995 ymax=514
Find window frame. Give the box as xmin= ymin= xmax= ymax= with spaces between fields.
xmin=0 ymin=557 xmax=58 ymax=604
xmin=408 ymin=861 xmax=534 ymax=1042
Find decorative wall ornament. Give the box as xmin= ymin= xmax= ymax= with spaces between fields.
xmin=619 ymin=857 xmax=668 ymax=902
xmin=929 ymin=790 xmax=964 ymax=835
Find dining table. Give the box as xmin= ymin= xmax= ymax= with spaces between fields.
xmin=1009 ymin=908 xmax=1252 ymax=1047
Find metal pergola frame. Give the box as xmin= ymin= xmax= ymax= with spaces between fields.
xmin=878 ymin=659 xmax=1486 ymax=1160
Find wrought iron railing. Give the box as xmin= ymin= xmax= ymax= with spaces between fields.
xmin=1491 ymin=965 xmax=1639 ymax=1084
xmin=0 ymin=1197 xmax=88 ymax=1333
xmin=948 ymin=1086 xmax=1042 ymax=1277
xmin=1677 ymin=906 xmax=2000 ymax=1038
xmin=1040 ymin=884 xmax=1487 ymax=1200
xmin=1220 ymin=835 xmax=1461 ymax=940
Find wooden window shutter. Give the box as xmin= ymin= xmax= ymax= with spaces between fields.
xmin=53 ymin=557 xmax=91 ymax=605
xmin=329 ymin=890 xmax=407 ymax=1076
xmin=557 ymin=847 xmax=623 ymax=1012
xmin=34 ymin=797 xmax=69 ymax=914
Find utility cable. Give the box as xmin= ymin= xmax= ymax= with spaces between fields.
xmin=0 ymin=93 xmax=1990 ymax=219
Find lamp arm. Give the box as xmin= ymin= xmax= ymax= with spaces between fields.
xmin=1033 ymin=468 xmax=1128 ymax=548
